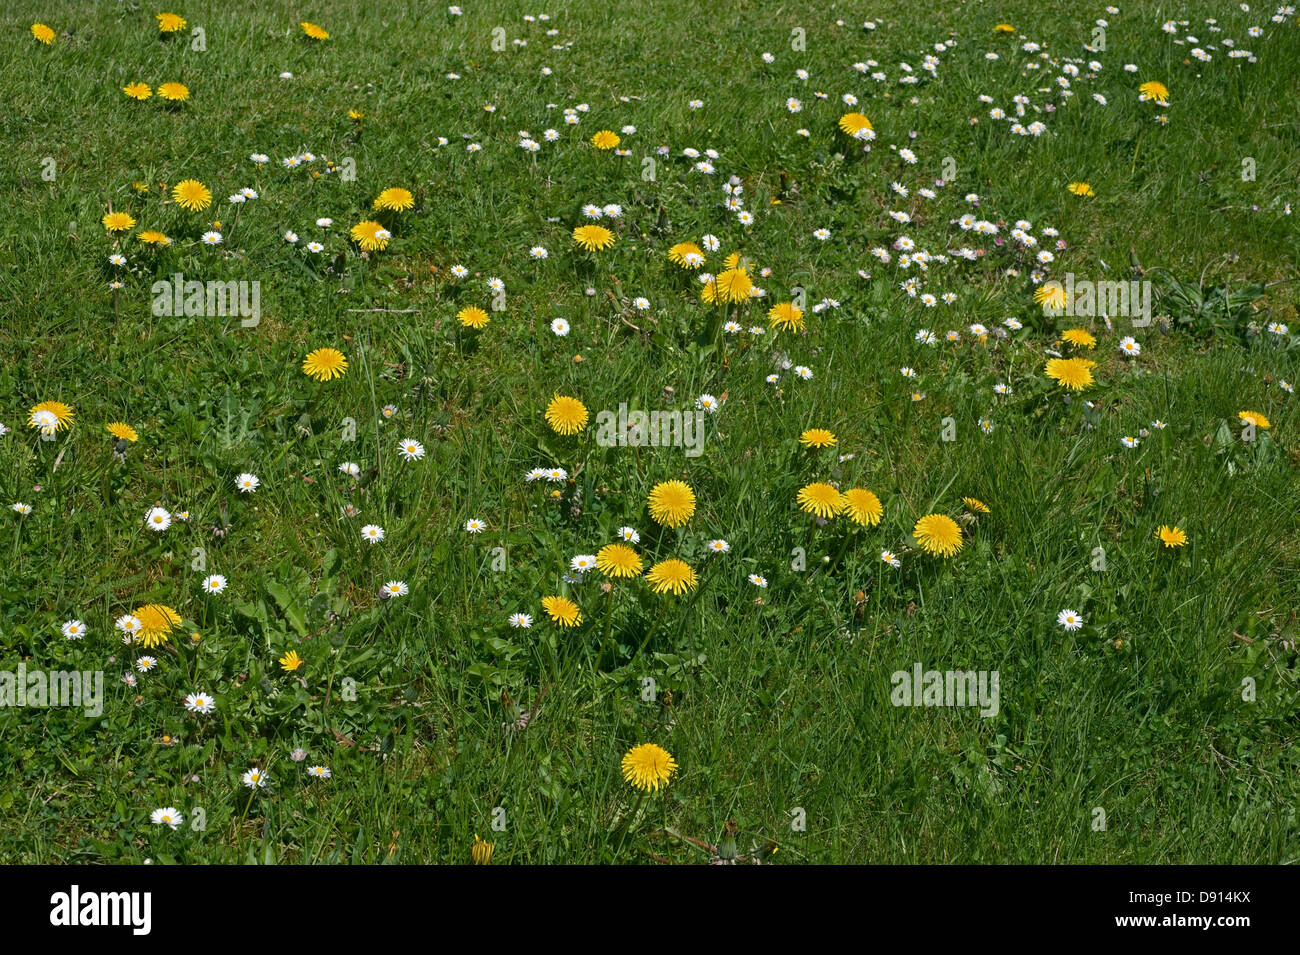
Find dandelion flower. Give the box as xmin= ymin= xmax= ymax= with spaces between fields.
xmin=647 ymin=480 xmax=695 ymax=527
xmin=596 ymin=543 xmax=643 ymax=578
xmin=1138 ymin=80 xmax=1169 ymax=102
xmin=912 ymin=513 xmax=963 ymax=557
xmin=842 ymin=488 xmax=883 ymax=526
xmin=668 ymin=242 xmax=704 ymax=268
xmin=302 ymin=347 xmax=349 ymax=382
xmin=31 ymin=23 xmax=56 ymax=45
xmin=156 ymin=13 xmax=187 ymax=33
xmin=545 ymin=395 xmax=589 ymax=435
xmin=1067 ymin=182 xmax=1095 ymax=197
xmin=573 ymin=224 xmax=615 ymax=252
xmin=1156 ymin=525 xmax=1187 ymax=548
xmin=797 ymin=482 xmax=844 ymax=519
xmin=590 ymin=130 xmax=620 ymax=150
xmin=374 ymin=187 xmax=414 ymax=212
xmin=621 ymin=743 xmax=677 ymax=792
xmin=102 ymin=211 xmax=136 ymax=232
xmin=962 ymin=497 xmax=990 ymax=514
xmin=301 ymin=21 xmax=330 ymax=40
xmin=279 ymin=650 xmax=304 ymax=672
xmin=171 ymin=180 xmax=211 ymax=211
xmin=1062 ymin=328 xmax=1097 ymax=348
xmin=157 ymin=82 xmax=190 ymax=102
xmin=838 ymin=112 xmax=874 ymax=137
xmin=768 ymin=301 xmax=805 ymax=332
xmin=350 ymin=220 xmax=391 ymax=252
xmin=1238 ymin=410 xmax=1270 ymax=429
xmin=541 ymin=595 xmax=582 ymax=627
xmin=457 ymin=306 xmax=489 ymax=329
xmin=1045 ymin=357 xmax=1096 ymax=391
xmin=137 ymin=230 xmax=171 ymax=246
xmin=645 ymin=558 xmax=698 ymax=595
xmin=799 ymin=428 xmax=837 ymax=449
xmin=471 ymin=834 xmax=494 ymax=865
xmin=107 ymin=422 xmax=139 ymax=442
xmin=29 ymin=401 xmax=74 ymax=433
xmin=135 ymin=604 xmax=182 ymax=649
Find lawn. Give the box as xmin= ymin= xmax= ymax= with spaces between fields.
xmin=1 ymin=0 xmax=1298 ymax=864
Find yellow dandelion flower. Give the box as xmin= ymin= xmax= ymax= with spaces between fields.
xmin=769 ymin=301 xmax=805 ymax=332
xmin=302 ymin=347 xmax=348 ymax=382
xmin=1044 ymin=357 xmax=1096 ymax=391
xmin=647 ymin=480 xmax=695 ymax=527
xmin=29 ymin=401 xmax=75 ymax=433
xmin=157 ymin=81 xmax=190 ymax=102
xmin=350 ymin=220 xmax=391 ymax=252
xmin=573 ymin=224 xmax=615 ymax=252
xmin=590 ymin=130 xmax=620 ymax=150
xmin=373 ymin=187 xmax=414 ymax=212
xmin=645 ymin=558 xmax=698 ymax=596
xmin=471 ymin=834 xmax=494 ymax=865
xmin=1067 ymin=182 xmax=1095 ymax=197
xmin=457 ymin=306 xmax=489 ymax=329
xmin=1062 ymin=328 xmax=1097 ymax=348
xmin=799 ymin=428 xmax=837 ymax=449
xmin=667 ymin=241 xmax=704 ymax=268
xmin=1139 ymin=80 xmax=1169 ymax=102
xmin=596 ymin=543 xmax=643 ymax=579
xmin=31 ymin=24 xmax=56 ymax=45
xmin=137 ymin=230 xmax=171 ymax=246
xmin=348 ymin=108 xmax=365 ymax=120
xmin=994 ymin=24 xmax=1016 ymax=32
xmin=962 ymin=496 xmax=990 ymax=514
xmin=913 ymin=513 xmax=963 ymax=558
xmin=301 ymin=21 xmax=330 ymax=40
xmin=1035 ymin=282 xmax=1068 ymax=311
xmin=838 ymin=112 xmax=874 ymax=137
xmin=797 ymin=482 xmax=844 ymax=519
xmin=545 ymin=395 xmax=588 ymax=435
xmin=1156 ymin=525 xmax=1187 ymax=548
xmin=102 ymin=211 xmax=136 ymax=232
xmin=156 ymin=13 xmax=187 ymax=33
xmin=702 ymin=267 xmax=752 ymax=305
xmin=541 ymin=595 xmax=582 ymax=627
xmin=1238 ymin=410 xmax=1270 ymax=429
xmin=278 ymin=649 xmax=304 ymax=672
xmin=842 ymin=488 xmax=883 ymax=527
xmin=134 ymin=604 xmax=182 ymax=649
xmin=106 ymin=422 xmax=139 ymax=442
xmin=171 ymin=179 xmax=211 ymax=211
xmin=122 ymin=82 xmax=153 ymax=100
xmin=621 ymin=743 xmax=677 ymax=793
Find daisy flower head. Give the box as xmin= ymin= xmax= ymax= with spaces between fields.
xmin=361 ymin=524 xmax=385 ymax=543
xmin=184 ymin=690 xmax=216 ymax=714
xmin=202 ymin=574 xmax=227 ymax=594
xmin=381 ymin=581 xmax=410 ymax=598
xmin=508 ymin=612 xmax=533 ymax=629
xmin=61 ymin=620 xmax=87 ymax=640
xmin=151 ymin=807 xmax=182 ymax=829
xmin=618 ymin=526 xmax=640 ymax=543
xmin=465 ymin=518 xmax=486 ymax=534
xmin=398 ymin=439 xmax=425 ymax=461
xmin=1057 ymin=609 xmax=1084 ymax=631
xmin=145 ymin=506 xmax=172 ymax=532
xmin=235 ymin=472 xmax=260 ymax=493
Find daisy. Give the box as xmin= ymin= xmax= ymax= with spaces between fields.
xmin=398 ymin=439 xmax=426 ymax=461
xmin=136 ymin=656 xmax=158 ymax=673
xmin=339 ymin=462 xmax=361 ymax=478
xmin=235 ymin=473 xmax=260 ymax=493
xmin=61 ymin=620 xmax=87 ymax=640
xmin=508 ymin=613 xmax=533 ymax=629
xmin=145 ymin=507 xmax=172 ymax=532
xmin=202 ymin=574 xmax=227 ymax=594
xmin=184 ymin=691 xmax=216 ymax=714
xmin=465 ymin=518 xmax=486 ymax=533
xmin=307 ymin=765 xmax=332 ymax=779
xmin=748 ymin=574 xmax=768 ymax=588
xmin=1121 ymin=436 xmax=1140 ymax=449
xmin=241 ymin=768 xmax=269 ymax=789
xmin=707 ymin=539 xmax=730 ymax=554
xmin=551 ymin=318 xmax=570 ymax=336
xmin=361 ymin=524 xmax=385 ymax=543
xmin=880 ymin=550 xmax=902 ymax=568
xmin=151 ymin=807 xmax=183 ymax=829
xmin=696 ymin=394 xmax=720 ymax=413
xmin=381 ymin=581 xmax=410 ymax=598
xmin=618 ymin=526 xmax=640 ymax=543
xmin=1118 ymin=337 xmax=1141 ymax=357
xmin=1057 ymin=609 xmax=1084 ymax=631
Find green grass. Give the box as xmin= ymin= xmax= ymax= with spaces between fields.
xmin=1 ymin=0 xmax=1298 ymax=864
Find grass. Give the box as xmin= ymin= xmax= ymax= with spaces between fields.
xmin=0 ymin=0 xmax=1298 ymax=864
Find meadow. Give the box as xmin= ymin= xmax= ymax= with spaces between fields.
xmin=1 ymin=0 xmax=1298 ymax=864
